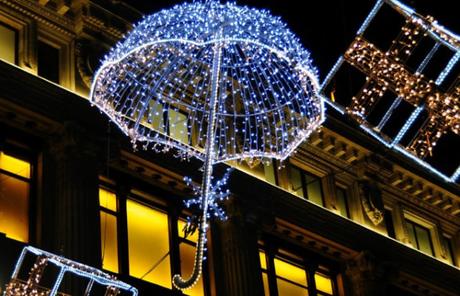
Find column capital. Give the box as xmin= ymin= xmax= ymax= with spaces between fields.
xmin=345 ymin=250 xmax=398 ymax=296
xmin=49 ymin=121 xmax=100 ymax=162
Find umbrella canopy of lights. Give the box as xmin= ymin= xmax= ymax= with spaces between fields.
xmin=90 ymin=0 xmax=324 ymax=290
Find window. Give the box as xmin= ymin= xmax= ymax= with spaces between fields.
xmin=405 ymin=219 xmax=434 ymax=256
xmin=98 ymin=184 xmax=208 ymax=293
xmin=441 ymin=236 xmax=455 ymax=265
xmin=0 ymin=151 xmax=31 ymax=242
xmin=178 ymin=219 xmax=205 ymax=296
xmin=168 ymin=109 xmax=189 ymax=144
xmin=259 ymin=251 xmax=270 ymax=296
xmin=290 ymin=166 xmax=324 ymax=206
xmin=274 ymin=257 xmax=308 ymax=295
xmin=140 ymin=102 xmax=190 ymax=144
xmin=99 ymin=188 xmax=119 ymax=273
xmin=384 ymin=209 xmax=396 ymax=239
xmin=127 ymin=199 xmax=171 ymax=288
xmin=37 ymin=40 xmax=60 ymax=83
xmin=335 ymin=187 xmax=349 ymax=218
xmin=0 ymin=23 xmax=16 ymax=64
xmin=259 ymin=249 xmax=336 ymax=296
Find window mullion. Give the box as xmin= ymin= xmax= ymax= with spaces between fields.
xmin=168 ymin=205 xmax=181 ymax=289
xmin=117 ymin=184 xmax=130 ymax=276
xmin=266 ymin=246 xmax=279 ymax=296
xmin=305 ymin=261 xmax=318 ymax=296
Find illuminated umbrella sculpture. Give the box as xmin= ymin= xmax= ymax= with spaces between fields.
xmin=90 ymin=1 xmax=324 ymax=290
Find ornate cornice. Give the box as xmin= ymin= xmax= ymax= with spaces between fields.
xmin=0 ymin=0 xmax=75 ymax=36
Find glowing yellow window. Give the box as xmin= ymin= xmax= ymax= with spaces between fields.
xmin=315 ymin=273 xmax=333 ymax=295
xmin=178 ymin=219 xmax=199 ymax=243
xmin=100 ymin=211 xmax=118 ymax=272
xmin=259 ymin=251 xmax=270 ymax=296
xmin=178 ymin=219 xmax=204 ymax=296
xmin=99 ymin=188 xmax=117 ymax=212
xmin=168 ymin=109 xmax=188 ymax=144
xmin=99 ymin=188 xmax=119 ymax=273
xmin=0 ymin=24 xmax=16 ymax=64
xmin=142 ymin=101 xmax=165 ymax=132
xmin=0 ymin=152 xmax=31 ymax=179
xmin=0 ymin=152 xmax=30 ymax=243
xmin=127 ymin=199 xmax=171 ymax=288
xmin=274 ymin=258 xmax=308 ymax=296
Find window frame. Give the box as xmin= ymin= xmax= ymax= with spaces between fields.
xmin=289 ymin=165 xmax=325 ymax=206
xmin=0 ymin=22 xmax=18 ymax=64
xmin=404 ymin=215 xmax=436 ymax=256
xmin=99 ymin=186 xmax=120 ymax=273
xmin=0 ymin=147 xmax=34 ymax=243
xmin=441 ymin=234 xmax=456 ymax=266
xmin=98 ymin=179 xmax=209 ymax=294
xmin=335 ymin=185 xmax=350 ymax=218
xmin=259 ymin=243 xmax=338 ymax=296
xmin=0 ymin=11 xmax=34 ymax=69
xmin=36 ymin=28 xmax=74 ymax=89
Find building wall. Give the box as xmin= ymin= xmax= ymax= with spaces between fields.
xmin=0 ymin=1 xmax=459 ymax=295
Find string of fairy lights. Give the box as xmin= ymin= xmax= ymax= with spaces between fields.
xmin=4 ymin=246 xmax=138 ymax=296
xmin=320 ymin=0 xmax=460 ymax=181
xmin=91 ymin=0 xmax=323 ymax=290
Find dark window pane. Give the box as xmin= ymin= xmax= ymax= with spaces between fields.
xmin=336 ymin=187 xmax=349 ymax=218
xmin=405 ymin=219 xmax=434 ymax=256
xmin=37 ymin=41 xmax=60 ymax=83
xmin=442 ymin=236 xmax=455 ymax=265
xmin=290 ymin=167 xmax=304 ymax=198
xmin=305 ymin=174 xmax=323 ymax=206
xmin=414 ymin=225 xmax=434 ymax=256
xmin=384 ymin=209 xmax=395 ymax=238
xmin=406 ymin=221 xmax=417 ymax=248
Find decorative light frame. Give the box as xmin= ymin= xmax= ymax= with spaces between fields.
xmin=320 ymin=0 xmax=460 ymax=182
xmin=4 ymin=246 xmax=138 ymax=296
xmin=90 ymin=0 xmax=323 ymax=290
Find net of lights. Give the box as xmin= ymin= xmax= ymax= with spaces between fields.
xmin=320 ymin=0 xmax=460 ymax=182
xmin=4 ymin=246 xmax=138 ymax=296
xmin=90 ymin=0 xmax=323 ymax=290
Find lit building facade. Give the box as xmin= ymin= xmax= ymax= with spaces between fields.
xmin=0 ymin=1 xmax=459 ymax=296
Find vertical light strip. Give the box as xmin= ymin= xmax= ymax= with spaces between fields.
xmin=391 ymin=106 xmax=424 ymax=145
xmin=320 ymin=56 xmax=344 ymax=91
xmin=357 ymin=0 xmax=385 ymax=35
xmin=435 ymin=51 xmax=460 ymax=85
xmin=320 ymin=0 xmax=384 ymax=97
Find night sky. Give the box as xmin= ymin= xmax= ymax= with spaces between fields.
xmin=121 ymin=0 xmax=460 ymax=177
xmin=124 ymin=0 xmax=459 ymax=80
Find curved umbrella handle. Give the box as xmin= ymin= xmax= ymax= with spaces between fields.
xmin=172 ymin=222 xmax=207 ymax=290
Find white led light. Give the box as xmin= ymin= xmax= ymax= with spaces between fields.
xmin=90 ymin=0 xmax=323 ymax=290
xmin=5 ymin=246 xmax=138 ymax=296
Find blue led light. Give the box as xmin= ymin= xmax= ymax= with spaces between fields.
xmin=90 ymin=0 xmax=323 ymax=290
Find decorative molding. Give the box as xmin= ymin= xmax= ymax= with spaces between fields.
xmin=0 ymin=0 xmax=75 ymax=36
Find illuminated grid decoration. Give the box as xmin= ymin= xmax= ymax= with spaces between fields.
xmin=4 ymin=246 xmax=138 ymax=296
xmin=90 ymin=0 xmax=323 ymax=290
xmin=320 ymin=0 xmax=460 ymax=182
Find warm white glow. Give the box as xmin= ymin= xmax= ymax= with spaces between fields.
xmin=127 ymin=199 xmax=171 ymax=288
